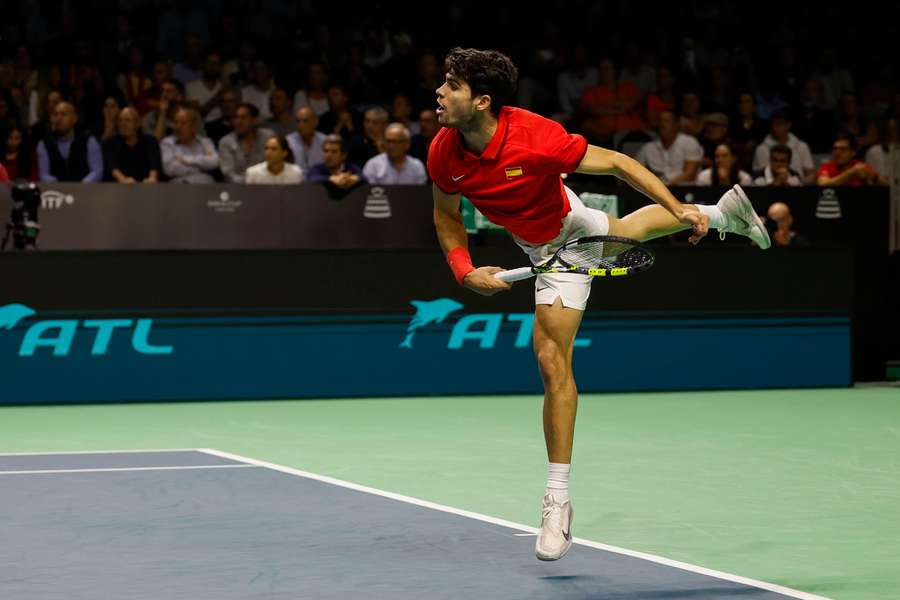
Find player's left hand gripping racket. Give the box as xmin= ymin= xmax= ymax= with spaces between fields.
xmin=494 ymin=235 xmax=655 ymax=282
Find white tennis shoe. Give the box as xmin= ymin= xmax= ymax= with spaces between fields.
xmin=716 ymin=185 xmax=771 ymax=249
xmin=535 ymin=493 xmax=573 ymax=561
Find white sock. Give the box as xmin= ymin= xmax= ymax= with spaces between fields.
xmin=545 ymin=462 xmax=570 ymax=502
xmin=697 ymin=204 xmax=726 ymax=229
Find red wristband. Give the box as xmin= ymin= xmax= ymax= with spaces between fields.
xmin=446 ymin=246 xmax=475 ymax=286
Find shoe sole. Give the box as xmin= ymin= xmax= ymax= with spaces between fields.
xmin=732 ymin=185 xmax=771 ymax=249
xmin=536 ymin=537 xmax=573 ymax=561
xmin=535 ymin=505 xmax=574 ymax=561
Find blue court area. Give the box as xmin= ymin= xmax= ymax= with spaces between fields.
xmin=0 ymin=450 xmax=827 ymax=600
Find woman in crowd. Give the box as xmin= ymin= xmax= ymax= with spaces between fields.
xmin=696 ymin=142 xmax=753 ymax=186
xmin=245 ymin=135 xmax=303 ymax=184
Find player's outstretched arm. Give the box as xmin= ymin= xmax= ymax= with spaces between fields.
xmin=575 ymin=144 xmax=708 ymax=241
xmin=432 ymin=184 xmax=511 ymax=296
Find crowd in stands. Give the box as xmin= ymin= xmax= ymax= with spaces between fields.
xmin=0 ymin=1 xmax=897 ymax=190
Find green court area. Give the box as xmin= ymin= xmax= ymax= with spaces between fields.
xmin=2 ymin=387 xmax=897 ymax=600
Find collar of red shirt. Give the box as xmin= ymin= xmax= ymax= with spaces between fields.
xmin=457 ymin=107 xmax=510 ymax=162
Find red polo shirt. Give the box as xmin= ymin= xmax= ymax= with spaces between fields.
xmin=428 ymin=106 xmax=588 ymax=244
xmin=816 ymin=159 xmax=876 ymax=187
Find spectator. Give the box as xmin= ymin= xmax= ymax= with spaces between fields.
xmin=160 ymin=107 xmax=218 ymax=183
xmin=362 ymin=123 xmax=427 ymax=185
xmin=864 ymin=119 xmax=898 ymax=183
xmin=816 ymin=132 xmax=885 ymax=187
xmin=145 ymin=60 xmax=173 ymax=117
xmin=263 ymin=88 xmax=294 ymax=137
xmin=410 ymin=109 xmax=439 ymax=165
xmin=752 ymin=111 xmax=815 ymax=183
xmin=293 ymin=62 xmax=330 ymax=117
xmin=185 ymin=51 xmax=224 ymax=123
xmin=408 ymin=52 xmax=442 ymax=115
xmin=766 ymin=202 xmax=809 ymax=247
xmin=814 ymin=49 xmax=854 ymax=110
xmin=1 ymin=125 xmax=38 ymax=182
xmin=205 ymin=87 xmax=241 ymax=145
xmin=753 ymin=144 xmax=803 ymax=187
xmin=36 ymin=102 xmax=103 ymax=182
xmin=349 ymin=106 xmax=388 ymax=166
xmin=308 ymin=134 xmax=364 ymax=189
xmin=144 ymin=78 xmax=185 ymax=141
xmin=837 ymin=94 xmax=877 ymax=151
xmin=792 ymin=79 xmax=835 ymax=153
xmin=218 ymin=102 xmax=274 ymax=183
xmin=0 ymin=162 xmax=8 ymax=182
xmin=635 ymin=109 xmax=702 ymax=185
xmin=729 ymin=92 xmax=768 ymax=170
xmin=172 ymin=33 xmax=205 ymax=85
xmin=102 ymin=106 xmax=161 ymax=183
xmin=390 ymin=93 xmax=420 ymax=137
xmin=99 ymin=96 xmax=122 ymax=141
xmin=698 ymin=112 xmax=729 ymax=167
xmin=696 ymin=142 xmax=752 ymax=186
xmin=246 ymin=135 xmax=303 ymax=184
xmin=241 ymin=60 xmax=275 ymax=120
xmin=645 ymin=67 xmax=677 ymax=130
xmin=117 ymin=47 xmax=153 ymax=116
xmin=678 ymin=92 xmax=703 ymax=137
xmin=556 ymin=43 xmax=597 ymax=123
xmin=286 ymin=106 xmax=326 ymax=174
xmin=318 ymin=84 xmax=359 ymax=138
xmin=578 ymin=58 xmax=645 ymax=145
xmin=619 ymin=41 xmax=656 ymax=96
xmin=29 ymin=89 xmax=63 ymax=143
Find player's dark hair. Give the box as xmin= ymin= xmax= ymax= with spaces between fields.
xmin=444 ymin=47 xmax=518 ymax=116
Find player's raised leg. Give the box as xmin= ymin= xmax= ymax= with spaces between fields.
xmin=609 ymin=185 xmax=771 ymax=248
xmin=533 ymin=297 xmax=581 ymax=561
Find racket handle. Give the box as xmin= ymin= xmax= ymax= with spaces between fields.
xmin=494 ymin=267 xmax=536 ymax=282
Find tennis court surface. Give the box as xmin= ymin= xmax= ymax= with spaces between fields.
xmin=1 ymin=448 xmax=827 ymax=600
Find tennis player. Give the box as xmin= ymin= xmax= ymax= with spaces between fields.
xmin=429 ymin=47 xmax=770 ymax=561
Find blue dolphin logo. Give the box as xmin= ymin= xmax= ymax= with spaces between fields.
xmin=400 ymin=298 xmax=464 ymax=348
xmin=0 ymin=304 xmax=36 ymax=330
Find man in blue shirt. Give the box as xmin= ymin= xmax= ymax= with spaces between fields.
xmin=36 ymin=102 xmax=103 ymax=182
xmin=308 ymin=134 xmax=365 ymax=190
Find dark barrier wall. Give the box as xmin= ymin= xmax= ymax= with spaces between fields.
xmin=0 ymin=182 xmax=887 ymax=403
xmin=1 ymin=246 xmax=851 ymax=404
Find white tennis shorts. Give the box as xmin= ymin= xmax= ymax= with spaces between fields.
xmin=512 ymin=186 xmax=610 ymax=311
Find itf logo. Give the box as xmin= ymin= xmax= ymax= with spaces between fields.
xmin=400 ymin=298 xmax=591 ymax=350
xmin=0 ymin=303 xmax=173 ymax=357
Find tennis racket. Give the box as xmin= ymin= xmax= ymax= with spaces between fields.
xmin=494 ymin=235 xmax=655 ymax=282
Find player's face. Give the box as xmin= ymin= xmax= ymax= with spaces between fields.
xmin=435 ymin=73 xmax=479 ymax=128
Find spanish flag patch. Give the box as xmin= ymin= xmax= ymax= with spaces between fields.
xmin=504 ymin=166 xmax=524 ymax=179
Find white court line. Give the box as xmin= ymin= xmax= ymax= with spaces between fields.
xmin=0 ymin=464 xmax=258 ymax=475
xmin=198 ymin=447 xmax=831 ymax=600
xmin=0 ymin=448 xmax=200 ymax=457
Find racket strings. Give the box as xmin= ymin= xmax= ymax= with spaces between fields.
xmin=557 ymin=241 xmax=642 ymax=270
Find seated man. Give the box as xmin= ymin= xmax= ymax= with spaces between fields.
xmin=308 ymin=134 xmax=365 ymax=190
xmin=286 ymin=106 xmax=327 ymax=174
xmin=218 ymin=102 xmax=274 ymax=183
xmin=362 ymin=123 xmax=427 ymax=185
xmin=36 ymin=101 xmax=104 ymax=182
xmin=752 ymin=110 xmax=815 ymax=183
xmin=635 ymin=109 xmax=702 ymax=185
xmin=102 ymin=106 xmax=162 ymax=183
xmin=816 ymin=132 xmax=886 ymax=187
xmin=766 ymin=202 xmax=809 ymax=247
xmin=160 ymin=107 xmax=219 ymax=183
xmin=753 ymin=144 xmax=802 ymax=186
